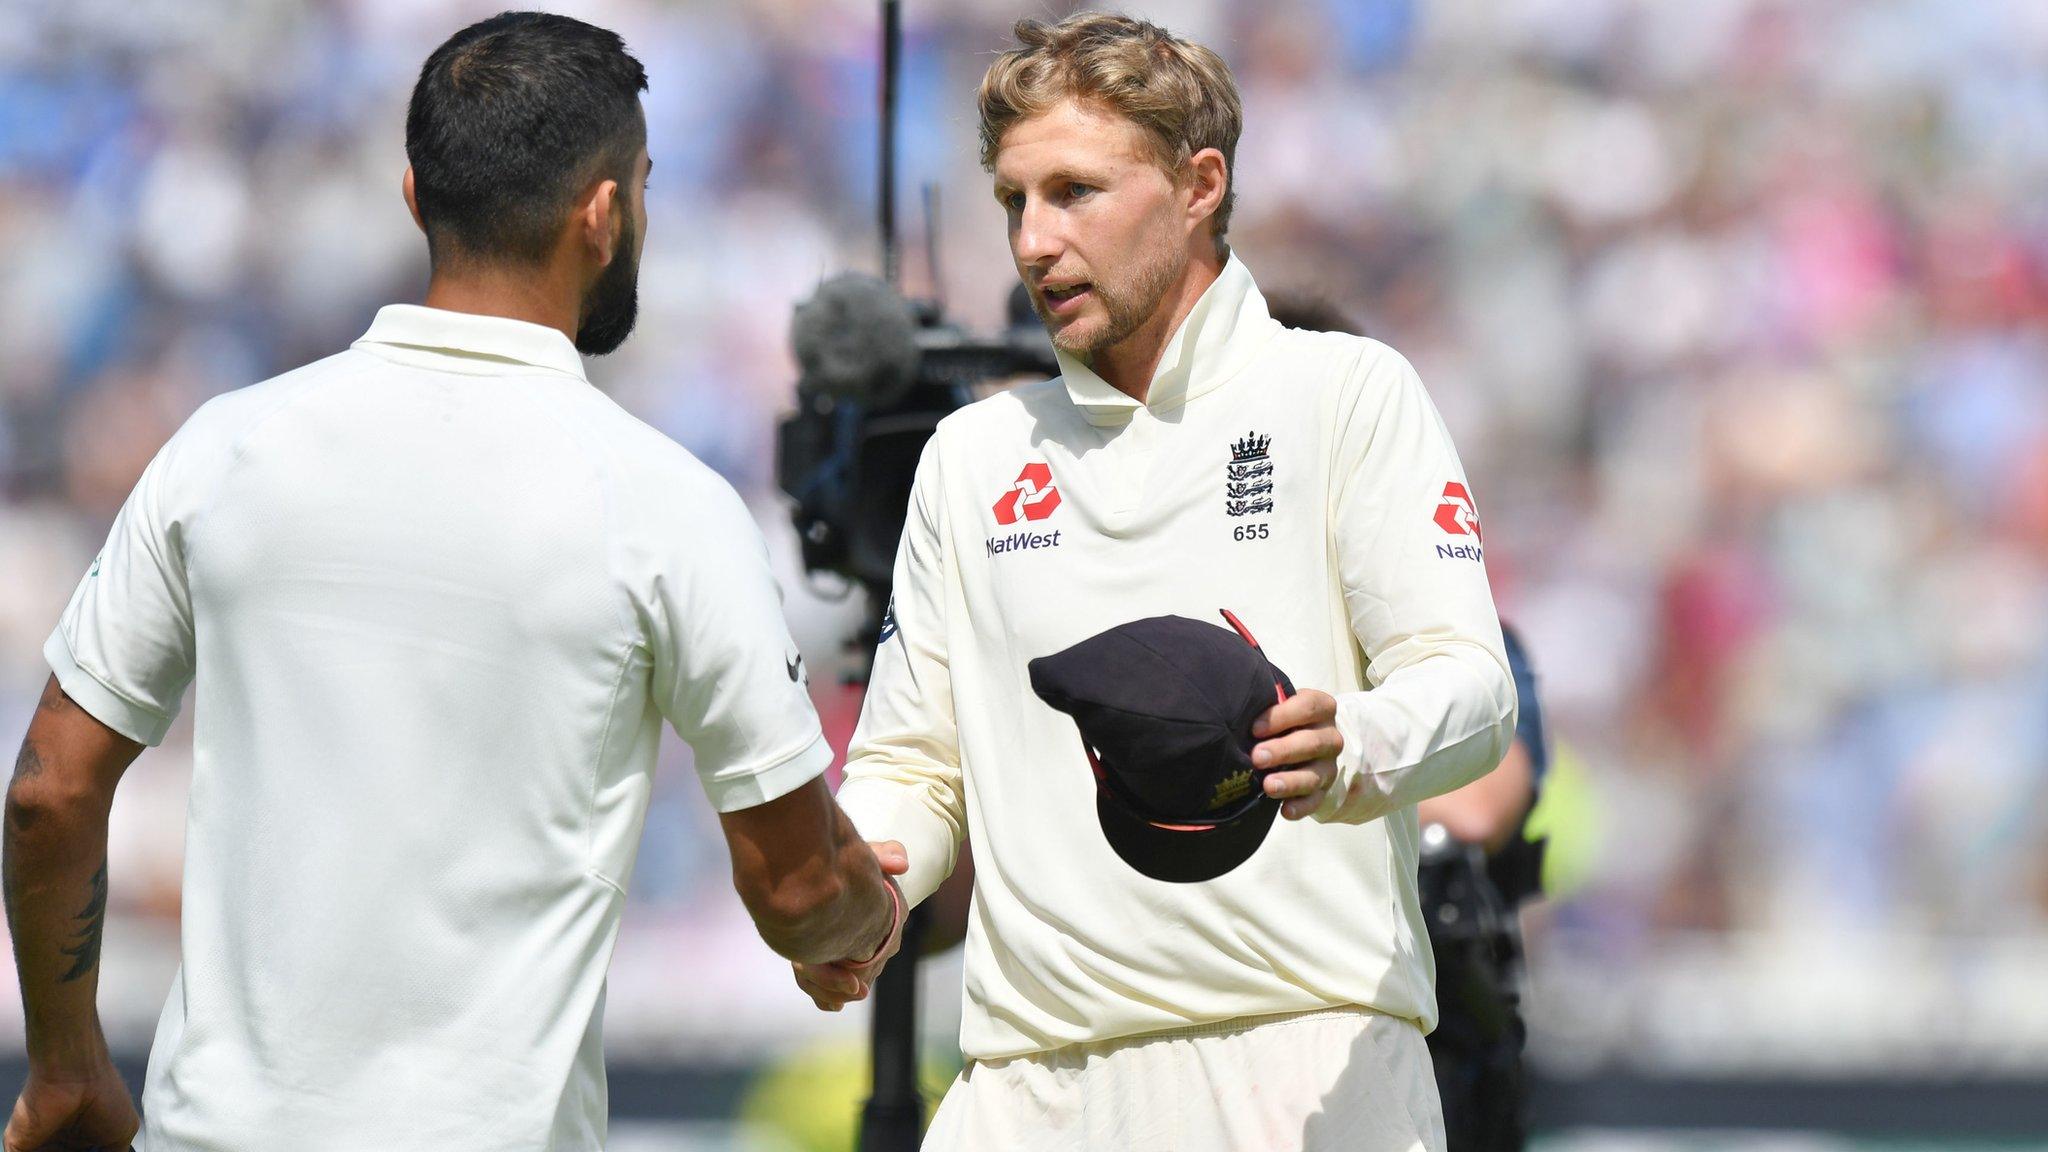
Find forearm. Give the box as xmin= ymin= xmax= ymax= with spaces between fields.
xmin=745 ymin=804 xmax=898 ymax=966
xmin=4 ymin=760 xmax=115 ymax=1073
xmin=1321 ymin=642 xmax=1516 ymax=824
xmin=4 ymin=677 xmax=145 ymax=1077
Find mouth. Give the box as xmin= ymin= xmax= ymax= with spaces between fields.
xmin=1039 ymin=281 xmax=1094 ymax=317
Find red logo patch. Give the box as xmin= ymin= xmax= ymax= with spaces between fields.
xmin=994 ymin=463 xmax=1062 ymax=525
xmin=1433 ymin=481 xmax=1481 ymax=541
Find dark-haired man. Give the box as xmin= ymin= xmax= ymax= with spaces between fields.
xmin=3 ymin=13 xmax=900 ymax=1150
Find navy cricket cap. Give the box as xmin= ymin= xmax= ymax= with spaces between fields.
xmin=1028 ymin=611 xmax=1294 ymax=883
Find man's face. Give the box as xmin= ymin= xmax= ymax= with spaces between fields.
xmin=575 ymin=145 xmax=650 ymax=356
xmin=992 ymin=100 xmax=1193 ymax=357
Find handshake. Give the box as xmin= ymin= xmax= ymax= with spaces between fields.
xmin=791 ymin=840 xmax=910 ymax=1012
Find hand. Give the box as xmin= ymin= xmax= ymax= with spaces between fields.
xmin=1252 ymin=689 xmax=1344 ymax=820
xmin=792 ymin=841 xmax=907 ymax=1012
xmin=6 ymin=1056 xmax=139 ymax=1152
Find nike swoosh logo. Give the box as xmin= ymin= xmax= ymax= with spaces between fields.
xmin=786 ymin=654 xmax=804 ymax=683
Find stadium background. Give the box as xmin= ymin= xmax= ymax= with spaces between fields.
xmin=3 ymin=0 xmax=2047 ymax=1147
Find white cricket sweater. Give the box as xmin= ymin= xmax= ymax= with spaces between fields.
xmin=836 ymin=256 xmax=1517 ymax=1061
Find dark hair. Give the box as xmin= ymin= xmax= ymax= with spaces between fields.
xmin=406 ymin=12 xmax=648 ymax=265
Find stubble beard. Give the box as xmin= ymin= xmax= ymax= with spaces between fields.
xmin=1041 ymin=237 xmax=1189 ymax=359
xmin=575 ymin=214 xmax=641 ymax=357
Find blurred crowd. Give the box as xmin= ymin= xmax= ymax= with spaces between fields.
xmin=3 ymin=0 xmax=2047 ymax=1061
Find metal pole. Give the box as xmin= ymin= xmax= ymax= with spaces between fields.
xmin=860 ymin=6 xmax=925 ymax=1147
xmin=879 ymin=0 xmax=901 ymax=288
xmin=855 ymin=583 xmax=929 ymax=1150
xmin=923 ymin=182 xmax=944 ymax=311
xmin=858 ymin=906 xmax=929 ymax=1151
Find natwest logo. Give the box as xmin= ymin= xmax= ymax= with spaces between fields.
xmin=994 ymin=463 xmax=1062 ymax=525
xmin=1432 ymin=481 xmax=1482 ymax=541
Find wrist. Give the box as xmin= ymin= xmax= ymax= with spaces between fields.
xmin=849 ymin=877 xmax=903 ymax=966
xmin=25 ymin=1020 xmax=114 ymax=1079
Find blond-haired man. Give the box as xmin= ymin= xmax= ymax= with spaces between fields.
xmin=808 ymin=14 xmax=1516 ymax=1151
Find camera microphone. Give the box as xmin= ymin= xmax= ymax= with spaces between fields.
xmin=790 ymin=272 xmax=922 ymax=409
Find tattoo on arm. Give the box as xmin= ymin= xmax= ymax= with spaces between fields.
xmin=11 ymin=740 xmax=43 ymax=783
xmin=57 ymin=862 xmax=107 ymax=984
xmin=5 ymin=682 xmax=133 ymax=990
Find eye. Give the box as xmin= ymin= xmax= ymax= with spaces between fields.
xmin=1066 ymin=182 xmax=1094 ymax=200
xmin=1001 ymin=191 xmax=1025 ymax=212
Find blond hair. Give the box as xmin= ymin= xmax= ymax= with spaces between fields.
xmin=977 ymin=12 xmax=1243 ymax=244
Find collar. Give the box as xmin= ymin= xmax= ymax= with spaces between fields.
xmin=1056 ymin=253 xmax=1279 ymax=427
xmin=352 ymin=304 xmax=588 ymax=381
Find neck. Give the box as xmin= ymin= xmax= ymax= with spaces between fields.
xmin=421 ymin=258 xmax=581 ymax=346
xmin=1089 ymin=246 xmax=1225 ymax=404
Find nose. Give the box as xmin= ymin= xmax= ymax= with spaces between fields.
xmin=1012 ymin=199 xmax=1062 ymax=267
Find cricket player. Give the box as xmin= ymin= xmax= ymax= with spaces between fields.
xmin=2 ymin=13 xmax=902 ymax=1151
xmin=801 ymin=14 xmax=1517 ymax=1151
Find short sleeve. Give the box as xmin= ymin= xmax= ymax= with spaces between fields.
xmin=45 ymin=434 xmax=199 ymax=746
xmin=643 ymin=481 xmax=831 ymax=813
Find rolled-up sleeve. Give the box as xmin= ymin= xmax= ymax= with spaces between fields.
xmin=1318 ymin=345 xmax=1517 ymax=824
xmin=836 ymin=438 xmax=965 ymax=908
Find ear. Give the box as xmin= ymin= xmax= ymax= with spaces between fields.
xmin=1183 ymin=147 xmax=1229 ymax=237
xmin=577 ymin=178 xmax=624 ymax=267
xmin=402 ymin=167 xmax=426 ymax=235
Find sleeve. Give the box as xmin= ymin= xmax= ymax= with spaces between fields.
xmin=1317 ymin=344 xmax=1518 ymax=824
xmin=44 ymin=431 xmax=199 ymax=747
xmin=834 ymin=437 xmax=965 ymax=909
xmin=646 ymin=481 xmax=832 ymax=813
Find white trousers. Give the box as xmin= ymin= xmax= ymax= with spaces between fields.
xmin=923 ymin=1008 xmax=1446 ymax=1152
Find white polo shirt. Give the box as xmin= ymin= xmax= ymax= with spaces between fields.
xmin=46 ymin=305 xmax=830 ymax=1151
xmin=836 ymin=256 xmax=1517 ymax=1061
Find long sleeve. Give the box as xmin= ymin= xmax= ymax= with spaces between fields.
xmin=1317 ymin=345 xmax=1517 ymax=824
xmin=835 ymin=437 xmax=966 ymax=907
